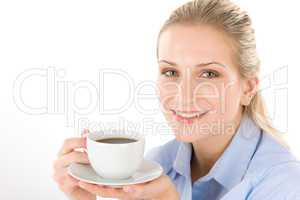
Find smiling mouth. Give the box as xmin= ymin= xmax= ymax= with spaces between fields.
xmin=171 ymin=109 xmax=209 ymax=124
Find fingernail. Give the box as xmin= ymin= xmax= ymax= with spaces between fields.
xmin=81 ymin=133 xmax=88 ymax=138
xmin=78 ymin=182 xmax=85 ymax=188
xmin=123 ymin=186 xmax=135 ymax=193
xmin=81 ymin=129 xmax=89 ymax=136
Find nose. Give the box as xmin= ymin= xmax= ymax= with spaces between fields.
xmin=176 ymin=73 xmax=196 ymax=109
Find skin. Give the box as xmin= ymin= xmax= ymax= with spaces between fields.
xmin=157 ymin=24 xmax=258 ymax=182
xmin=53 ymin=24 xmax=258 ymax=199
xmin=53 ymin=129 xmax=96 ymax=200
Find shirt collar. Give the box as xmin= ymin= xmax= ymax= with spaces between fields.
xmin=172 ymin=114 xmax=262 ymax=191
xmin=173 ymin=141 xmax=192 ymax=178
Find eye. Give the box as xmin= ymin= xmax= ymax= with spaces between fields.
xmin=162 ymin=69 xmax=179 ymax=77
xmin=200 ymin=70 xmax=219 ymax=79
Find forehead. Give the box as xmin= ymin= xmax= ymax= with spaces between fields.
xmin=158 ymin=24 xmax=236 ymax=66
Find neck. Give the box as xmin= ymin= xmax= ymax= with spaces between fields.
xmin=191 ymin=113 xmax=243 ymax=183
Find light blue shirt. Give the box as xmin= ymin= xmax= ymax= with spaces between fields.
xmin=145 ymin=114 xmax=300 ymax=199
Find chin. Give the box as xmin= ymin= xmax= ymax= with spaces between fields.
xmin=168 ymin=121 xmax=212 ymax=143
xmin=174 ymin=133 xmax=208 ymax=143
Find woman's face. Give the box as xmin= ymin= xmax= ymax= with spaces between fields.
xmin=157 ymin=24 xmax=246 ymax=142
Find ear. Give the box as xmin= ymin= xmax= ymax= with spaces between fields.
xmin=240 ymin=77 xmax=259 ymax=106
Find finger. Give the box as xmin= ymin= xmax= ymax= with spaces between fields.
xmin=53 ymin=167 xmax=80 ymax=185
xmin=67 ymin=174 xmax=80 ymax=185
xmin=54 ymin=151 xmax=89 ymax=170
xmin=81 ymin=129 xmax=90 ymax=137
xmin=63 ymin=175 xmax=80 ymax=188
xmin=53 ymin=168 xmax=80 ymax=192
xmin=58 ymin=175 xmax=81 ymax=194
xmin=122 ymin=175 xmax=170 ymax=198
xmin=78 ymin=181 xmax=129 ymax=199
xmin=58 ymin=137 xmax=86 ymax=156
xmin=53 ymin=167 xmax=68 ymax=183
xmin=80 ymin=129 xmax=89 ymax=154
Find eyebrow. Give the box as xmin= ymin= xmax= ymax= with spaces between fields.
xmin=158 ymin=59 xmax=227 ymax=68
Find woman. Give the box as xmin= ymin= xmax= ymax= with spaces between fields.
xmin=53 ymin=0 xmax=300 ymax=199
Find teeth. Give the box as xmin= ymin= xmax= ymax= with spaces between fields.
xmin=175 ymin=111 xmax=205 ymax=118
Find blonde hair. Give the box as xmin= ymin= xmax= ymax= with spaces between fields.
xmin=157 ymin=0 xmax=287 ymax=146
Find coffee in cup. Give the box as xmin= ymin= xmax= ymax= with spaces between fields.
xmin=86 ymin=129 xmax=145 ymax=179
xmin=95 ymin=137 xmax=137 ymax=144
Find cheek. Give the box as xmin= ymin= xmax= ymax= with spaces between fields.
xmin=227 ymin=84 xmax=242 ymax=109
xmin=193 ymin=82 xmax=218 ymax=109
xmin=157 ymin=79 xmax=178 ymax=112
xmin=201 ymin=81 xmax=242 ymax=119
xmin=192 ymin=79 xmax=242 ymax=113
xmin=222 ymin=82 xmax=242 ymax=115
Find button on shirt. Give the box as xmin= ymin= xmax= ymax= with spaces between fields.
xmin=145 ymin=115 xmax=300 ymax=199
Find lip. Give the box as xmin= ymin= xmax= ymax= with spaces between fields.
xmin=171 ymin=109 xmax=209 ymax=124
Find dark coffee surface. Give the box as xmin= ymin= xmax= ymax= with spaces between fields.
xmin=95 ymin=137 xmax=137 ymax=144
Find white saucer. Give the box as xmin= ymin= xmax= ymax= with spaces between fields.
xmin=68 ymin=159 xmax=163 ymax=188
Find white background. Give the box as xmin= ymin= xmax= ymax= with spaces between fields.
xmin=0 ymin=0 xmax=299 ymax=199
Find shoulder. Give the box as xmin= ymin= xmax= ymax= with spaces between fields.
xmin=247 ymin=161 xmax=300 ymax=199
xmin=145 ymin=139 xmax=180 ymax=173
xmin=246 ymin=132 xmax=300 ymax=199
xmin=247 ymin=131 xmax=298 ymax=175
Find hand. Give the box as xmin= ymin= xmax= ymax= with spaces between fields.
xmin=78 ymin=174 xmax=180 ymax=200
xmin=53 ymin=129 xmax=96 ymax=200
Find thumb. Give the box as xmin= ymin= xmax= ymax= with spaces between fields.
xmin=81 ymin=129 xmax=90 ymax=137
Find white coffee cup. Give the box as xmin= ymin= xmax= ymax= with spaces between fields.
xmin=87 ymin=129 xmax=145 ymax=179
